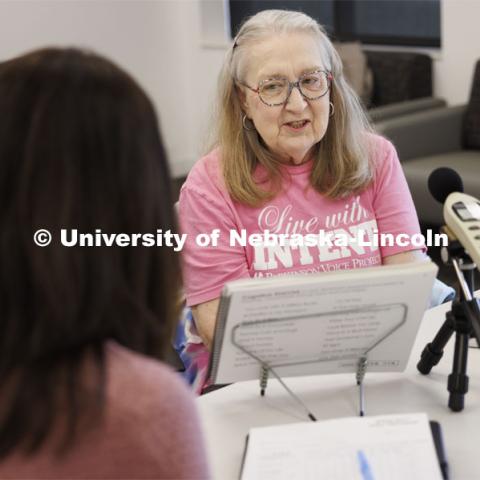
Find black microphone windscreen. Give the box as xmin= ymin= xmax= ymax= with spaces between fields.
xmin=428 ymin=167 xmax=464 ymax=204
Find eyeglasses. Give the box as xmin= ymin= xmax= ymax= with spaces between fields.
xmin=238 ymin=70 xmax=333 ymax=107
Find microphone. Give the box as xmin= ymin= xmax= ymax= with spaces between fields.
xmin=428 ymin=167 xmax=480 ymax=267
xmin=428 ymin=167 xmax=464 ymax=203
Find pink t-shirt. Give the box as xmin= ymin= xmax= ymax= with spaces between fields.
xmin=180 ymin=134 xmax=422 ymax=307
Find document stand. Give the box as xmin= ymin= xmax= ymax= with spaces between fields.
xmin=231 ymin=304 xmax=407 ymax=418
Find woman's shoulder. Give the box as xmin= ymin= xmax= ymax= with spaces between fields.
xmin=105 ymin=342 xmax=194 ymax=410
xmin=364 ymin=132 xmax=399 ymax=174
xmin=180 ymin=148 xmax=231 ymax=205
xmin=91 ymin=343 xmax=208 ymax=478
xmin=361 ymin=132 xmax=406 ymax=197
xmin=0 ymin=344 xmax=207 ymax=479
xmin=365 ymin=132 xmax=396 ymax=158
xmin=183 ymin=149 xmax=224 ymax=189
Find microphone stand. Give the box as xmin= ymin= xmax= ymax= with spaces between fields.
xmin=417 ymin=235 xmax=480 ymax=412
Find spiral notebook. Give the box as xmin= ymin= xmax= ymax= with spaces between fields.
xmin=208 ymin=262 xmax=438 ymax=385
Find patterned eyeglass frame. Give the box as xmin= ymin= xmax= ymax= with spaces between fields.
xmin=237 ymin=69 xmax=333 ymax=107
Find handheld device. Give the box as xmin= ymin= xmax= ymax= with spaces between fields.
xmin=428 ymin=167 xmax=480 ymax=269
xmin=443 ymin=192 xmax=480 ymax=268
xmin=443 ymin=192 xmax=480 ymax=265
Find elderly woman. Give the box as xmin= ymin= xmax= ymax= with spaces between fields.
xmin=177 ymin=10 xmax=450 ymax=393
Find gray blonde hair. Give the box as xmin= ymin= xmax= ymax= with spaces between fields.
xmin=212 ymin=9 xmax=374 ymax=206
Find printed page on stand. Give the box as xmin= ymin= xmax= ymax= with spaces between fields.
xmin=210 ymin=262 xmax=438 ymax=384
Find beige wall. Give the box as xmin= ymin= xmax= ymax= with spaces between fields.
xmin=0 ymin=0 xmax=478 ymax=177
xmin=434 ymin=0 xmax=480 ymax=105
xmin=0 ymin=0 xmax=220 ymax=177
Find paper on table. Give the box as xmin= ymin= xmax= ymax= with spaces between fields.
xmin=241 ymin=413 xmax=443 ymax=480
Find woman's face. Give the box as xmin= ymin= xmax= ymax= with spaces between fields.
xmin=241 ymin=32 xmax=331 ymax=165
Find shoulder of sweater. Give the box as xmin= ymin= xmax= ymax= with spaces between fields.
xmin=104 ymin=342 xmax=195 ymax=414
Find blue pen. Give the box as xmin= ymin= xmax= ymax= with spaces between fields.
xmin=357 ymin=450 xmax=375 ymax=480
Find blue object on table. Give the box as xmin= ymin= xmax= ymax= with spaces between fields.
xmin=357 ymin=450 xmax=375 ymax=480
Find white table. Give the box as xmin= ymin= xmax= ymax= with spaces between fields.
xmin=197 ymin=300 xmax=480 ymax=480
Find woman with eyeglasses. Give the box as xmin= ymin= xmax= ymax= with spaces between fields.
xmin=177 ymin=10 xmax=445 ymax=393
xmin=0 ymin=48 xmax=209 ymax=478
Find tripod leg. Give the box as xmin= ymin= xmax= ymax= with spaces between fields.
xmin=463 ymin=268 xmax=480 ymax=347
xmin=417 ymin=313 xmax=455 ymax=375
xmin=448 ymin=330 xmax=469 ymax=412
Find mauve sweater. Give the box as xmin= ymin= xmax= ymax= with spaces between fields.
xmin=0 ymin=342 xmax=210 ymax=479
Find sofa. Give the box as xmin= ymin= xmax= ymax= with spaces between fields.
xmin=335 ymin=42 xmax=446 ymax=123
xmin=377 ymin=60 xmax=480 ymax=226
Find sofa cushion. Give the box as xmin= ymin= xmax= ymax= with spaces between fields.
xmin=334 ymin=42 xmax=373 ymax=106
xmin=402 ymin=150 xmax=480 ymax=225
xmin=365 ymin=51 xmax=432 ymax=107
xmin=463 ymin=60 xmax=480 ymax=149
xmin=369 ymin=97 xmax=446 ymax=123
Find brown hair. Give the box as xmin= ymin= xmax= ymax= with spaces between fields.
xmin=0 ymin=48 xmax=180 ymax=456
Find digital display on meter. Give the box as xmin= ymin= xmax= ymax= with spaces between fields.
xmin=453 ymin=202 xmax=480 ymax=221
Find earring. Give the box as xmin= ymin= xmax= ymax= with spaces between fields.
xmin=329 ymin=102 xmax=335 ymax=117
xmin=242 ymin=114 xmax=255 ymax=131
